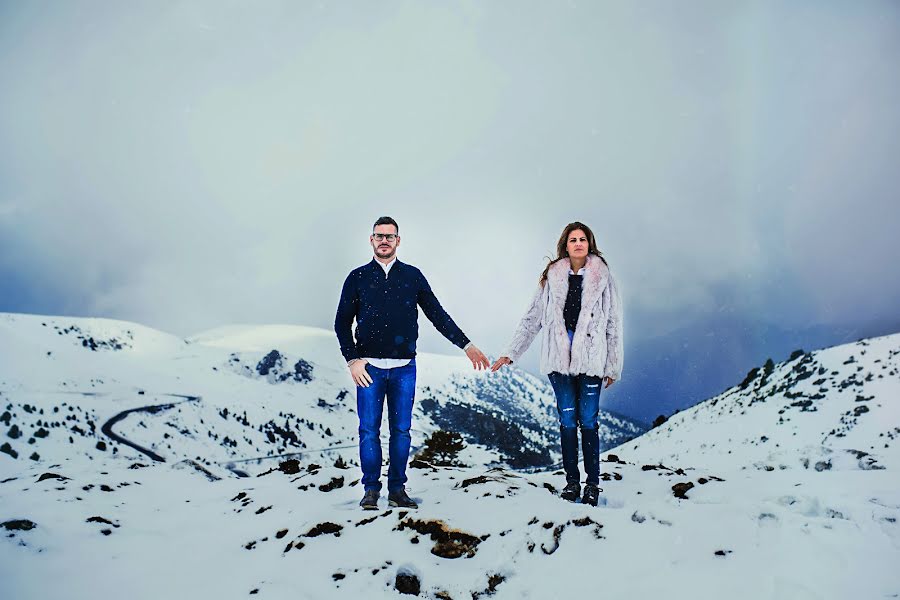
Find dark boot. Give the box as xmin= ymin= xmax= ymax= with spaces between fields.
xmin=560 ymin=426 xmax=580 ymax=486
xmin=560 ymin=481 xmax=581 ymax=502
xmin=581 ymin=426 xmax=600 ymax=487
xmin=582 ymin=483 xmax=601 ymax=507
xmin=359 ymin=489 xmax=379 ymax=510
xmin=388 ymin=487 xmax=418 ymax=509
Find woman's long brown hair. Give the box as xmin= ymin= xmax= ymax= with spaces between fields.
xmin=539 ymin=221 xmax=606 ymax=286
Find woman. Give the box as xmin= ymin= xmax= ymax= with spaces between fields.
xmin=491 ymin=222 xmax=623 ymax=506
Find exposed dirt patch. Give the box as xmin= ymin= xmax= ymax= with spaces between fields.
xmin=305 ymin=522 xmax=343 ymax=538
xmin=1 ymin=519 xmax=36 ymax=531
xmin=472 ymin=573 xmax=507 ymax=598
xmin=672 ymin=481 xmax=695 ymax=499
xmin=541 ymin=524 xmax=566 ymax=555
xmin=319 ymin=476 xmax=344 ymax=492
xmin=279 ymin=459 xmax=302 ymax=474
xmin=397 ymin=518 xmax=482 ymax=559
xmin=86 ymin=516 xmax=120 ymax=528
xmin=457 ymin=475 xmax=492 ymax=489
xmin=395 ymin=571 xmax=421 ymax=595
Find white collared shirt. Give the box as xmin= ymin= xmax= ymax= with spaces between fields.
xmin=375 ymin=257 xmax=397 ymax=278
xmin=365 ymin=357 xmax=411 ymax=369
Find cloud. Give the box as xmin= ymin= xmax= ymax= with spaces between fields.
xmin=1 ymin=1 xmax=898 ymax=371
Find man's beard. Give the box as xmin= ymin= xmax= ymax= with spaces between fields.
xmin=375 ymin=246 xmax=395 ymax=259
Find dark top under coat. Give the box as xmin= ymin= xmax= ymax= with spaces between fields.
xmin=563 ymin=273 xmax=583 ymax=333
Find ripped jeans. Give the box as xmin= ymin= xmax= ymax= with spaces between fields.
xmin=547 ymin=369 xmax=602 ymax=486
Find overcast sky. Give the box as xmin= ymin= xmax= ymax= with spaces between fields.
xmin=2 ymin=1 xmax=899 ymax=402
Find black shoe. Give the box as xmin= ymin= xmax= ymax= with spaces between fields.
xmin=582 ymin=484 xmax=601 ymax=507
xmin=560 ymin=481 xmax=581 ymax=502
xmin=388 ymin=488 xmax=418 ymax=509
xmin=360 ymin=489 xmax=379 ymax=510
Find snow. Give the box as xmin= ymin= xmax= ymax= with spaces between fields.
xmin=615 ymin=333 xmax=900 ymax=473
xmin=1 ymin=313 xmax=898 ymax=598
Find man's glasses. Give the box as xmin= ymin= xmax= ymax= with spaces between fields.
xmin=373 ymin=233 xmax=398 ymax=242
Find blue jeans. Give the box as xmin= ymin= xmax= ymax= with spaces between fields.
xmin=548 ymin=370 xmax=602 ymax=485
xmin=356 ymin=359 xmax=416 ymax=492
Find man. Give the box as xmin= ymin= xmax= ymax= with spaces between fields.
xmin=335 ymin=216 xmax=490 ymax=510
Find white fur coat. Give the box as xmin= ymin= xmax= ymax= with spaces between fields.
xmin=503 ymin=254 xmax=623 ymax=380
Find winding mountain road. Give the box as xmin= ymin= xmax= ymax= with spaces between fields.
xmin=100 ymin=394 xmax=201 ymax=462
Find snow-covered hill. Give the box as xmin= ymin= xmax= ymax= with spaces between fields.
xmin=0 ymin=312 xmax=643 ymax=476
xmin=613 ymin=333 xmax=900 ymax=472
xmin=1 ymin=313 xmax=898 ymax=599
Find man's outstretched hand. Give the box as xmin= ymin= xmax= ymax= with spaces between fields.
xmin=465 ymin=344 xmax=490 ymax=370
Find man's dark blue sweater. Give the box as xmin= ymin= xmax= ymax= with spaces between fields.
xmin=334 ymin=259 xmax=470 ymax=362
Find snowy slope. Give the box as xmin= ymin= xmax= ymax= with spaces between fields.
xmin=1 ymin=314 xmax=898 ymax=599
xmin=2 ymin=428 xmax=898 ymax=599
xmin=612 ymin=334 xmax=900 ymax=472
xmin=0 ymin=313 xmax=642 ymax=476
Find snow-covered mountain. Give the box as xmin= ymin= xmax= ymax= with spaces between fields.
xmin=1 ymin=314 xmax=898 ymax=599
xmin=613 ymin=333 xmax=900 ymax=472
xmin=0 ymin=313 xmax=643 ymax=475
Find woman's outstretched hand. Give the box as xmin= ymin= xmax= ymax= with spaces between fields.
xmin=491 ymin=356 xmax=512 ymax=372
